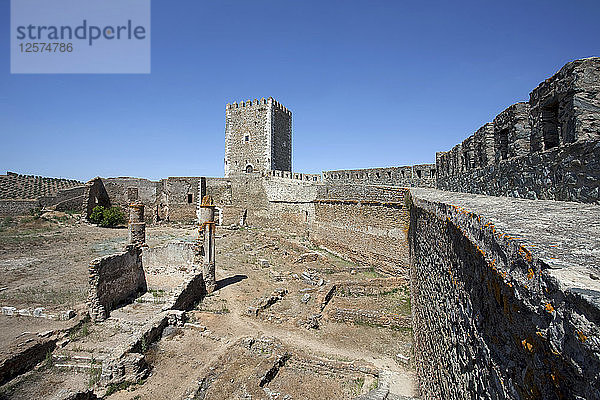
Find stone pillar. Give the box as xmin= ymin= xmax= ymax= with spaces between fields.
xmin=128 ymin=203 xmax=146 ymax=246
xmin=198 ymin=198 xmax=214 ymax=226
xmin=199 ymin=195 xmax=216 ymax=293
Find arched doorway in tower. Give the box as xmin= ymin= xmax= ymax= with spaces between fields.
xmin=245 ymin=165 xmax=253 ymax=173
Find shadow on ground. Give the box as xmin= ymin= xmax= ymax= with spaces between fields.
xmin=216 ymin=274 xmax=248 ymax=290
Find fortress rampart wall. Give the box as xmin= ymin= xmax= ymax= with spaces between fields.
xmin=323 ymin=164 xmax=436 ymax=188
xmin=437 ymin=58 xmax=600 ymax=204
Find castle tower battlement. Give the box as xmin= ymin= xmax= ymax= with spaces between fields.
xmin=224 ymin=97 xmax=292 ymax=177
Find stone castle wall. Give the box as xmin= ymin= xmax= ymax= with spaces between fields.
xmin=323 ymin=164 xmax=436 ymax=188
xmin=310 ymin=186 xmax=410 ymax=276
xmin=102 ymin=177 xmax=160 ymax=219
xmin=437 ymin=58 xmax=600 ymax=204
xmin=160 ymin=177 xmax=200 ymax=223
xmin=437 ymin=139 xmax=600 ymax=203
xmin=98 ymin=176 xmax=200 ymax=223
xmin=266 ymin=170 xmax=322 ymax=182
xmin=409 ymin=188 xmax=600 ymax=400
xmin=271 ymin=105 xmax=293 ymax=172
xmin=38 ymin=185 xmax=86 ymax=211
xmin=211 ymin=174 xmax=318 ymax=232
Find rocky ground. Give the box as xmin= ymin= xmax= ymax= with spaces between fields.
xmin=0 ymin=216 xmax=416 ymax=399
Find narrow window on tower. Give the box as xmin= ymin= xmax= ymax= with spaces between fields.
xmin=244 ymin=134 xmax=250 ymax=143
xmin=542 ymin=101 xmax=560 ymax=150
xmin=498 ymin=129 xmax=509 ymax=160
xmin=187 ymin=194 xmax=193 ymax=204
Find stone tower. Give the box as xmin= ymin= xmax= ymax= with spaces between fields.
xmin=224 ymin=97 xmax=292 ymax=177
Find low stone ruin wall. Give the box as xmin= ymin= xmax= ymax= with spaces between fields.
xmin=0 ymin=199 xmax=39 ymax=216
xmin=141 ymin=241 xmax=196 ymax=272
xmin=409 ymin=188 xmax=600 ymax=399
xmin=335 ymin=278 xmax=406 ymax=296
xmin=141 ymin=241 xmax=206 ymax=311
xmin=0 ymin=333 xmax=57 ymax=386
xmin=327 ymin=308 xmax=410 ymax=329
xmin=88 ymin=245 xmax=147 ymax=322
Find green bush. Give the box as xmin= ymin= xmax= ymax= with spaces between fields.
xmin=89 ymin=206 xmax=105 ymax=225
xmin=100 ymin=207 xmax=126 ymax=227
xmin=89 ymin=205 xmax=126 ymax=228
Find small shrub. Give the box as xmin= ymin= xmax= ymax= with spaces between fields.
xmin=41 ymin=349 xmax=54 ymax=371
xmin=69 ymin=321 xmax=90 ymax=341
xmin=89 ymin=205 xmax=126 ymax=228
xmin=100 ymin=207 xmax=126 ymax=227
xmin=89 ymin=206 xmax=105 ymax=224
xmin=88 ymin=365 xmax=102 ymax=387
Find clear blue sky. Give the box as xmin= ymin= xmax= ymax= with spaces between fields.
xmin=2 ymin=0 xmax=599 ymax=181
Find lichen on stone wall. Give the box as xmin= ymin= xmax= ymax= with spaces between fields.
xmin=409 ymin=188 xmax=600 ymax=400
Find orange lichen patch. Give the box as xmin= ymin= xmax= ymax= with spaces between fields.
xmin=475 ymin=244 xmax=486 ymax=257
xmin=545 ymin=303 xmax=555 ymax=313
xmin=535 ymin=331 xmax=545 ymax=338
xmin=507 ymin=282 xmax=513 ymax=288
xmin=521 ymin=338 xmax=534 ymax=352
xmin=519 ymin=246 xmax=533 ymax=263
xmin=577 ymin=331 xmax=588 ymax=343
xmin=527 ymin=268 xmax=535 ymax=280
xmin=200 ymin=195 xmax=215 ymax=207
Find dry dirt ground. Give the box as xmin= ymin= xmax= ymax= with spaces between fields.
xmin=0 ymin=216 xmax=416 ymax=399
